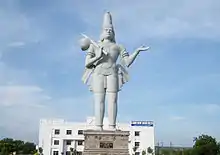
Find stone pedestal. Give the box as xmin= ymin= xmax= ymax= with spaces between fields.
xmin=83 ymin=130 xmax=130 ymax=155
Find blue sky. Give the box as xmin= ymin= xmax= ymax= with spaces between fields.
xmin=0 ymin=0 xmax=220 ymax=146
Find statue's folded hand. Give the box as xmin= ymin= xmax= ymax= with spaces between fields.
xmin=95 ymin=47 xmax=104 ymax=59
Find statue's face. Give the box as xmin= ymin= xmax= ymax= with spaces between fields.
xmin=102 ymin=28 xmax=114 ymax=40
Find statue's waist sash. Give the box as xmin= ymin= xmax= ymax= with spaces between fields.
xmin=94 ymin=64 xmax=118 ymax=76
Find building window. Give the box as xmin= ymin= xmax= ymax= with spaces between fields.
xmin=78 ymin=140 xmax=83 ymax=145
xmin=66 ymin=140 xmax=72 ymax=145
xmin=66 ymin=130 xmax=72 ymax=135
xmin=78 ymin=152 xmax=82 ymax=155
xmin=135 ymin=152 xmax=140 ymax=155
xmin=66 ymin=151 xmax=70 ymax=155
xmin=54 ymin=140 xmax=59 ymax=145
xmin=135 ymin=142 xmax=140 ymax=147
xmin=53 ymin=151 xmax=59 ymax=155
xmin=78 ymin=130 xmax=83 ymax=135
xmin=135 ymin=131 xmax=140 ymax=136
xmin=54 ymin=129 xmax=60 ymax=135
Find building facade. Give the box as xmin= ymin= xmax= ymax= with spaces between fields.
xmin=38 ymin=117 xmax=155 ymax=155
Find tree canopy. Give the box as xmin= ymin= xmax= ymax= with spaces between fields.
xmin=193 ymin=134 xmax=220 ymax=155
xmin=147 ymin=147 xmax=153 ymax=154
xmin=155 ymin=134 xmax=220 ymax=155
xmin=0 ymin=138 xmax=36 ymax=155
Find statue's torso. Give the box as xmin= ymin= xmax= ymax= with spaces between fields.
xmin=94 ymin=42 xmax=120 ymax=75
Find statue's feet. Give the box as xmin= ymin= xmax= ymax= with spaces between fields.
xmin=95 ymin=126 xmax=103 ymax=131
xmin=109 ymin=125 xmax=117 ymax=131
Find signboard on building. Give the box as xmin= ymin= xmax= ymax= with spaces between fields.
xmin=131 ymin=121 xmax=153 ymax=127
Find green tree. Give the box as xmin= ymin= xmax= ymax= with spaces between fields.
xmin=0 ymin=138 xmax=36 ymax=154
xmin=13 ymin=140 xmax=24 ymax=153
xmin=70 ymin=147 xmax=78 ymax=155
xmin=142 ymin=149 xmax=146 ymax=155
xmin=218 ymin=142 xmax=220 ymax=155
xmin=141 ymin=150 xmax=147 ymax=155
xmin=22 ymin=142 xmax=36 ymax=154
xmin=38 ymin=147 xmax=43 ymax=155
xmin=183 ymin=149 xmax=193 ymax=155
xmin=160 ymin=149 xmax=171 ymax=155
xmin=0 ymin=138 xmax=14 ymax=154
xmin=147 ymin=147 xmax=153 ymax=154
xmin=193 ymin=134 xmax=219 ymax=155
xmin=132 ymin=146 xmax=138 ymax=155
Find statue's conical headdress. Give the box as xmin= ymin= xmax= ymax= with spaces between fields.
xmin=100 ymin=11 xmax=116 ymax=42
xmin=103 ymin=12 xmax=114 ymax=29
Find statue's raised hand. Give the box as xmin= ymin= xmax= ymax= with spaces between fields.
xmin=136 ymin=45 xmax=150 ymax=53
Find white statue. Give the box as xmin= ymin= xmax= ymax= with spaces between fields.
xmin=80 ymin=12 xmax=150 ymax=130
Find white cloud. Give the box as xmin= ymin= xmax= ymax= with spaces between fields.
xmin=65 ymin=0 xmax=220 ymax=41
xmin=201 ymin=103 xmax=220 ymax=114
xmin=161 ymin=102 xmax=220 ymax=118
xmin=155 ymin=102 xmax=220 ymax=146
xmin=0 ymin=10 xmax=29 ymax=42
xmin=0 ymin=61 xmax=92 ymax=141
xmin=0 ymin=60 xmax=55 ymax=141
xmin=7 ymin=41 xmax=26 ymax=47
xmin=0 ymin=85 xmax=50 ymax=107
xmin=0 ymin=62 xmax=33 ymax=85
xmin=170 ymin=116 xmax=186 ymax=121
xmin=0 ymin=85 xmax=55 ymax=142
xmin=0 ymin=2 xmax=44 ymax=56
xmin=0 ymin=83 xmax=92 ymax=141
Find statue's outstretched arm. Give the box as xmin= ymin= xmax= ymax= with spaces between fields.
xmin=122 ymin=46 xmax=150 ymax=68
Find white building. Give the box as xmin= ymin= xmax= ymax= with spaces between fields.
xmin=38 ymin=117 xmax=155 ymax=155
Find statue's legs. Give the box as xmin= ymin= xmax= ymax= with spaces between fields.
xmin=94 ymin=92 xmax=105 ymax=130
xmin=107 ymin=74 xmax=118 ymax=130
xmin=107 ymin=92 xmax=118 ymax=130
xmin=92 ymin=73 xmax=106 ymax=130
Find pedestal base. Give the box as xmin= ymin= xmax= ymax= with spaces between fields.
xmin=83 ymin=130 xmax=130 ymax=155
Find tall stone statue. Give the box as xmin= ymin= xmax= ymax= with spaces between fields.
xmin=80 ymin=12 xmax=150 ymax=131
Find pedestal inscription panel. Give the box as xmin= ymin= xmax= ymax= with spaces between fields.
xmin=83 ymin=130 xmax=130 ymax=155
